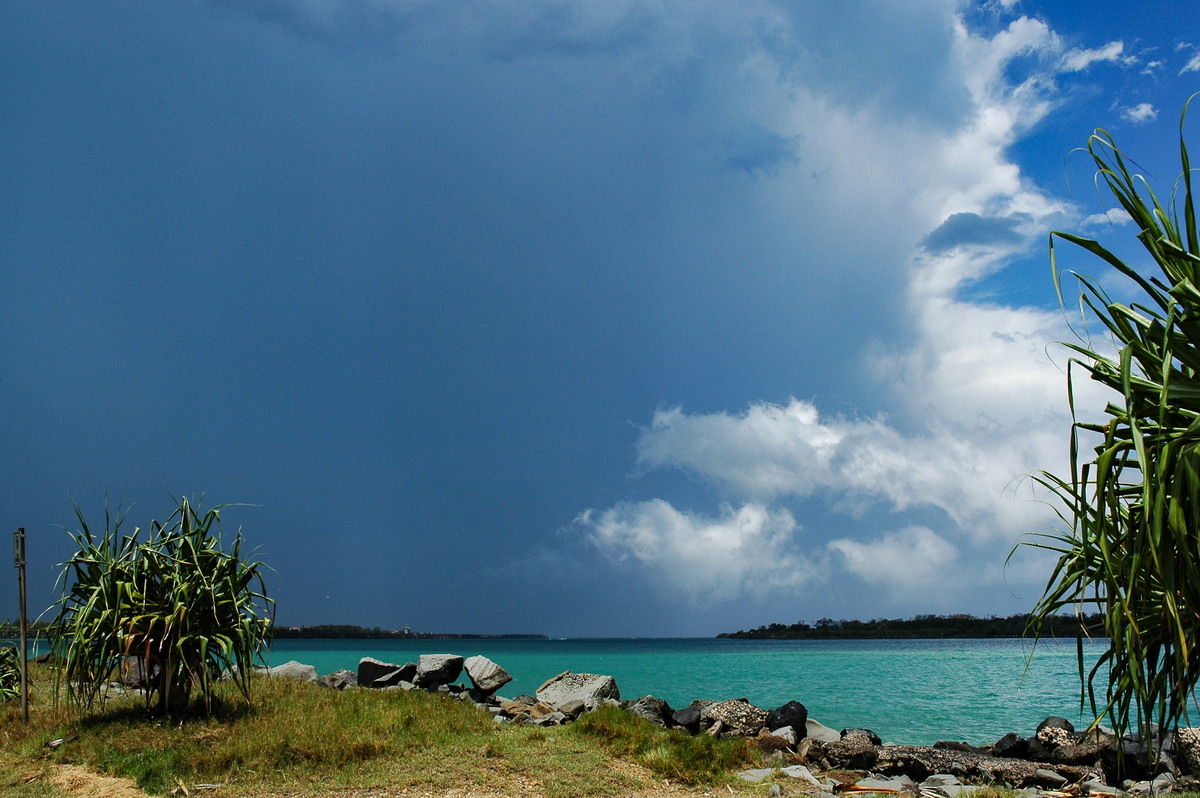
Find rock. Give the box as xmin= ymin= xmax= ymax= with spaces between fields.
xmin=268 ymin=660 xmax=318 ymax=682
xmin=672 ymin=700 xmax=714 ymax=734
xmin=414 ymin=654 xmax=464 ymax=687
xmin=558 ymin=699 xmax=587 ymax=719
xmin=629 ymin=695 xmax=675 ymax=728
xmin=823 ymin=732 xmax=879 ymax=770
xmin=701 ymin=699 xmax=769 ymax=737
xmin=358 ymin=657 xmax=416 ymax=688
xmin=530 ymin=711 xmax=568 ymax=726
xmin=736 ymin=768 xmax=775 ymax=783
xmin=528 ymin=701 xmax=559 ymax=719
xmin=856 ymin=776 xmax=914 ymax=792
xmin=806 ymin=718 xmax=841 ymax=743
xmin=842 ymin=727 xmax=883 ymax=745
xmin=780 ymin=764 xmax=825 ymax=788
xmin=1035 ymin=768 xmax=1070 ymax=788
xmin=1039 ymin=716 xmax=1077 ymax=734
xmin=1084 ymin=783 xmax=1124 ymax=797
xmin=935 ymin=741 xmax=991 ymax=757
xmin=1177 ymin=728 xmax=1200 ymax=775
xmin=536 ymin=671 xmax=620 ymax=709
xmin=870 ymin=744 xmax=1097 ymax=788
xmin=767 ymin=700 xmax=808 ymax=734
xmin=772 ymin=725 xmax=798 ymax=745
xmin=993 ymin=732 xmax=1031 ymax=759
xmin=317 ymin=669 xmax=357 ymax=690
xmin=463 ymin=655 xmax=512 ymax=695
xmin=119 ymin=655 xmax=153 ymax=687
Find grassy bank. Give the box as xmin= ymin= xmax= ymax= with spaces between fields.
xmin=0 ymin=665 xmax=759 ymax=797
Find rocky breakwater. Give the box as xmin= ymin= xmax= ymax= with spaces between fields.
xmin=267 ymin=656 xmax=1200 ymax=796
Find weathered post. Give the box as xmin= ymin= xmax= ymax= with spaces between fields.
xmin=13 ymin=528 xmax=28 ymax=722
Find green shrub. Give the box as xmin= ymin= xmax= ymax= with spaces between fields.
xmin=0 ymin=646 xmax=19 ymax=702
xmin=1027 ymin=97 xmax=1200 ymax=742
xmin=49 ymin=496 xmax=273 ymax=716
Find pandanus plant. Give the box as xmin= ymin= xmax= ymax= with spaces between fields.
xmin=1025 ymin=97 xmax=1200 ymax=745
xmin=50 ymin=496 xmax=273 ymax=715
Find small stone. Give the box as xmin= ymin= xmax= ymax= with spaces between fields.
xmin=736 ymin=768 xmax=774 ymax=783
xmin=1035 ymin=769 xmax=1069 ymax=788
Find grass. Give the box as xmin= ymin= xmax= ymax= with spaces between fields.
xmin=0 ymin=664 xmax=761 ymax=797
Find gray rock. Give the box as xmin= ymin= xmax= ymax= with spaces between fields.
xmin=780 ymin=764 xmax=824 ymax=787
xmin=1038 ymin=716 xmax=1077 ymax=734
xmin=558 ymin=699 xmax=587 ymax=719
xmin=1084 ymin=783 xmax=1124 ymax=797
xmin=701 ymin=699 xmax=768 ymax=737
xmin=530 ymin=711 xmax=568 ymax=726
xmin=1035 ymin=768 xmax=1070 ymax=788
xmin=268 ymin=660 xmax=318 ymax=682
xmin=856 ymin=776 xmax=913 ymax=792
xmin=463 ymin=655 xmax=512 ymax=695
xmin=536 ymin=671 xmax=620 ymax=709
xmin=317 ymin=669 xmax=358 ymax=690
xmin=629 ymin=695 xmax=675 ymax=728
xmin=672 ymin=700 xmax=714 ymax=734
xmin=736 ymin=768 xmax=774 ymax=783
xmin=358 ymin=657 xmax=416 ymax=688
xmin=414 ymin=654 xmax=464 ymax=687
xmin=773 ymin=726 xmax=798 ymax=745
xmin=806 ymin=718 xmax=842 ymax=743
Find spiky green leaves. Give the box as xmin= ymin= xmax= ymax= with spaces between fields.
xmin=1027 ymin=96 xmax=1200 ymax=745
xmin=50 ymin=496 xmax=274 ymax=716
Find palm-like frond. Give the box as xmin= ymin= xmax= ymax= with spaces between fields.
xmin=1027 ymin=96 xmax=1200 ymax=746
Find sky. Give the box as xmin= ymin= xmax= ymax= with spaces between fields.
xmin=2 ymin=0 xmax=1198 ymax=637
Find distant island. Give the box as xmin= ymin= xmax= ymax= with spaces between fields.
xmin=270 ymin=624 xmax=547 ymax=640
xmin=717 ymin=612 xmax=1105 ymax=639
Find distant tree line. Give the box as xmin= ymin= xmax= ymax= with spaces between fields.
xmin=270 ymin=624 xmax=546 ymax=640
xmin=716 ymin=613 xmax=1106 ymax=640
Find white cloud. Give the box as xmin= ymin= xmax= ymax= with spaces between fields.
xmin=1059 ymin=41 xmax=1129 ymax=72
xmin=1122 ymin=103 xmax=1158 ymax=123
xmin=829 ymin=526 xmax=958 ymax=593
xmin=567 ymin=6 xmax=1117 ymax=608
xmin=1183 ymin=51 xmax=1200 ymax=74
xmin=1082 ymin=208 xmax=1133 ymax=228
xmin=576 ymin=501 xmax=816 ymax=601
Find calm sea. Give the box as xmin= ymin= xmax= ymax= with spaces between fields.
xmin=268 ymin=637 xmax=1105 ymax=746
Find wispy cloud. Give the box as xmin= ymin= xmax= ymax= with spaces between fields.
xmin=1182 ymin=50 xmax=1200 ymax=74
xmin=1122 ymin=102 xmax=1158 ymax=123
xmin=1059 ymin=41 xmax=1130 ymax=72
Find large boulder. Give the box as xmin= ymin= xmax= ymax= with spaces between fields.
xmin=463 ymin=655 xmax=512 ymax=695
xmin=629 ymin=695 xmax=675 ymax=728
xmin=1176 ymin=728 xmax=1200 ymax=775
xmin=672 ymin=700 xmax=714 ymax=734
xmin=414 ymin=654 xmax=464 ymax=687
xmin=701 ymin=699 xmax=768 ymax=737
xmin=269 ymin=660 xmax=318 ymax=682
xmin=318 ymin=669 xmax=358 ymax=690
xmin=767 ymin=700 xmax=808 ymax=735
xmin=358 ymin=657 xmax=417 ymax=688
xmin=536 ymin=671 xmax=620 ymax=710
xmin=806 ymin=717 xmax=841 ymax=743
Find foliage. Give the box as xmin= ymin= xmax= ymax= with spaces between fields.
xmin=718 ymin=612 xmax=1105 ymax=639
xmin=49 ymin=496 xmax=273 ymax=716
xmin=0 ymin=646 xmax=20 ymax=702
xmin=0 ymin=666 xmax=723 ymax=798
xmin=569 ymin=704 xmax=755 ymax=784
xmin=1025 ymin=97 xmax=1200 ymax=743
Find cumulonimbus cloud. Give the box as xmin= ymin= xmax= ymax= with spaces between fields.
xmin=574 ymin=5 xmax=1117 ymax=605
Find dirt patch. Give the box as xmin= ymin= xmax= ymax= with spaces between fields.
xmin=50 ymin=765 xmax=151 ymax=798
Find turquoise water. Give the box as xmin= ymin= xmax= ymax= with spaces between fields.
xmin=268 ymin=637 xmax=1104 ymax=746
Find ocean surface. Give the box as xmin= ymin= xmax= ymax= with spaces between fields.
xmin=268 ymin=637 xmax=1106 ymax=746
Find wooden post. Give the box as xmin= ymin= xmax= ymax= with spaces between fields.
xmin=14 ymin=528 xmax=28 ymax=722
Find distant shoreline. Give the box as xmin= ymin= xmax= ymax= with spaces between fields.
xmin=716 ymin=612 xmax=1105 ymax=640
xmin=269 ymin=624 xmax=548 ymax=641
